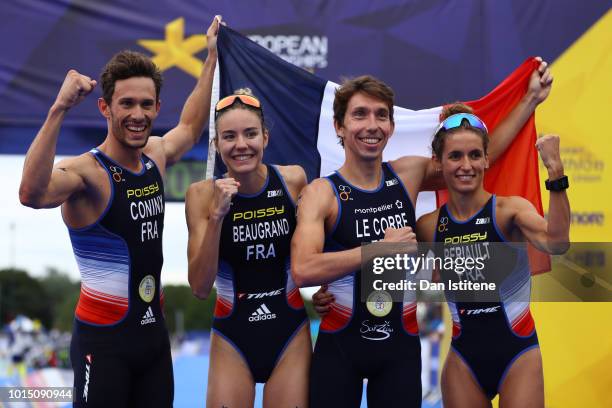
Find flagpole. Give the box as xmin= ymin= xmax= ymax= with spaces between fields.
xmin=205 ymin=63 xmax=220 ymax=180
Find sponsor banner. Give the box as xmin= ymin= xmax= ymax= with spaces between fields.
xmin=0 ymin=1 xmax=608 ymax=156
xmin=537 ymin=10 xmax=612 ymax=242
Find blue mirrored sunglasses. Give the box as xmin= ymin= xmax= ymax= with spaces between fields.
xmin=434 ymin=113 xmax=488 ymax=136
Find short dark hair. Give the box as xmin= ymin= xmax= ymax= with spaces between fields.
xmin=432 ymin=103 xmax=489 ymax=158
xmin=333 ymin=75 xmax=394 ymax=146
xmin=100 ymin=50 xmax=163 ymax=104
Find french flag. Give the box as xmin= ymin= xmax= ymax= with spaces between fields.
xmin=208 ymin=25 xmax=549 ymax=273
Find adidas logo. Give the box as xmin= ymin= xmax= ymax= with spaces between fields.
xmin=248 ymin=303 xmax=277 ymax=322
xmin=141 ymin=306 xmax=156 ymax=325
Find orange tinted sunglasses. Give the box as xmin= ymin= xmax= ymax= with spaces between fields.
xmin=215 ymin=94 xmax=262 ymax=118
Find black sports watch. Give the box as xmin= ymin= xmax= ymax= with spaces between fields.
xmin=545 ymin=175 xmax=569 ymax=191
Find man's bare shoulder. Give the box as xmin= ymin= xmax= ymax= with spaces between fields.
xmin=55 ymin=150 xmax=95 ymax=167
xmin=301 ymin=177 xmax=335 ymax=199
xmin=57 ymin=152 xmax=111 ymax=225
xmin=387 ymin=156 xmax=433 ymax=197
xmin=142 ymin=136 xmax=167 ymax=168
xmin=389 ymin=155 xmax=430 ymax=177
xmin=54 ymin=151 xmax=102 ymax=178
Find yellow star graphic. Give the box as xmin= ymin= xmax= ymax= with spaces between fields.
xmin=138 ymin=18 xmax=206 ymax=78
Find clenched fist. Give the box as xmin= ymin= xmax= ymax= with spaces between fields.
xmin=382 ymin=226 xmax=417 ymax=244
xmin=209 ymin=178 xmax=240 ymax=220
xmin=55 ymin=70 xmax=97 ymax=111
xmin=536 ymin=135 xmax=564 ymax=179
xmin=528 ymin=57 xmax=554 ymax=105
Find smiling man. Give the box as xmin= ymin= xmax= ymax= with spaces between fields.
xmin=18 ymin=16 xmax=221 ymax=408
xmin=291 ymin=64 xmax=552 ymax=407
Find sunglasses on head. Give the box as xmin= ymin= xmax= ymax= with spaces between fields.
xmin=215 ymin=94 xmax=262 ymax=118
xmin=434 ymin=113 xmax=488 ymax=136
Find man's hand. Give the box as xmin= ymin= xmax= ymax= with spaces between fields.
xmin=54 ymin=70 xmax=97 ymax=112
xmin=312 ymin=285 xmax=335 ymax=317
xmin=381 ymin=226 xmax=417 ymax=243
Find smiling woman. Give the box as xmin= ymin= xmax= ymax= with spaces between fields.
xmin=416 ymin=104 xmax=570 ymax=408
xmin=185 ymin=89 xmax=311 ymax=407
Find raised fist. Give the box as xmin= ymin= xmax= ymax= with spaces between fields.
xmin=55 ymin=70 xmax=97 ymax=111
xmin=528 ymin=57 xmax=554 ymax=105
xmin=210 ymin=178 xmax=239 ymax=220
xmin=536 ymin=134 xmax=562 ymax=174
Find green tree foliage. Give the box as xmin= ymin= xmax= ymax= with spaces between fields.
xmin=39 ymin=267 xmax=80 ymax=328
xmin=1 ymin=266 xmax=321 ymax=333
xmin=303 ymin=297 xmax=319 ymax=322
xmin=53 ymin=290 xmax=80 ymax=332
xmin=0 ymin=268 xmax=53 ymax=327
xmin=162 ymin=285 xmax=217 ymax=333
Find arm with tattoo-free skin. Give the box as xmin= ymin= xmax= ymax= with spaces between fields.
xmin=309 ymin=211 xmax=434 ymax=315
xmin=19 ymin=71 xmax=97 ymax=209
xmin=188 ymin=165 xmax=306 ymax=299
xmin=508 ymin=135 xmax=570 ymax=254
xmin=187 ymin=178 xmax=239 ymax=299
xmin=290 ymin=179 xmax=360 ymax=287
xmin=291 ymin=179 xmax=417 ymax=287
xmin=409 ymin=58 xmax=554 ymax=192
xmin=146 ymin=16 xmax=222 ymax=168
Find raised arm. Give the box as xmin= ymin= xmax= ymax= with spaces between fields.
xmin=157 ymin=16 xmax=221 ymax=166
xmin=486 ymin=58 xmax=553 ymax=163
xmin=290 ymin=179 xmax=362 ymax=287
xmin=420 ymin=58 xmax=553 ymax=191
xmin=513 ymin=135 xmax=570 ymax=254
xmin=186 ymin=177 xmax=239 ymax=299
xmin=19 ymin=70 xmax=97 ymax=208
